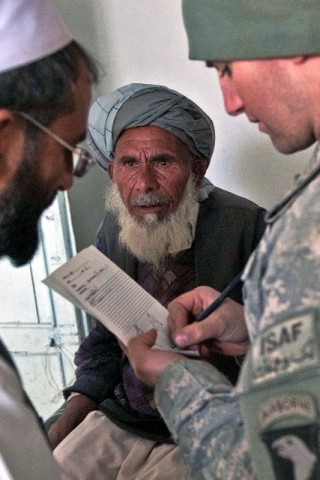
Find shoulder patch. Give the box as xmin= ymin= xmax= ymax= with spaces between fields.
xmin=238 ymin=308 xmax=320 ymax=479
xmin=251 ymin=310 xmax=319 ymax=385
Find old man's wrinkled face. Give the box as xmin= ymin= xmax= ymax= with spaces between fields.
xmin=106 ymin=126 xmax=206 ymax=267
xmin=109 ymin=126 xmax=200 ymax=222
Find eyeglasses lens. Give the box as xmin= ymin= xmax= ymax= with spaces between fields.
xmin=72 ymin=147 xmax=95 ymax=177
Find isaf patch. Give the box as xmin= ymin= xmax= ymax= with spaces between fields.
xmin=252 ymin=311 xmax=319 ymax=384
xmin=238 ymin=309 xmax=320 ymax=478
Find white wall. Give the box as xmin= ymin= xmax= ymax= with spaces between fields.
xmin=54 ymin=0 xmax=313 ymax=250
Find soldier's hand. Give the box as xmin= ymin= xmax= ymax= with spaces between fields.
xmin=167 ymin=286 xmax=249 ymax=358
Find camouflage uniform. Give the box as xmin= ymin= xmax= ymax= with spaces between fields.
xmin=155 ymin=144 xmax=320 ymax=479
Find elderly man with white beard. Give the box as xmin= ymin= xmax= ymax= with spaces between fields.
xmin=49 ymin=83 xmax=266 ymax=480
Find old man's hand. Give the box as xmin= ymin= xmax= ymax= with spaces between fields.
xmin=123 ymin=329 xmax=185 ymax=386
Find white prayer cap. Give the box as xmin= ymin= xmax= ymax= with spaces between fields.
xmin=0 ymin=0 xmax=72 ymax=74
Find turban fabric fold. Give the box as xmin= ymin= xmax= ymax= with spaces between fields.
xmin=87 ymin=83 xmax=215 ymax=169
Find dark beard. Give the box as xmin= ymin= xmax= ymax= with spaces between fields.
xmin=0 ymin=136 xmax=54 ymax=266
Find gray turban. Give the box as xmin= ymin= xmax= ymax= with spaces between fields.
xmin=87 ymin=83 xmax=215 ymax=169
xmin=183 ymin=0 xmax=320 ymax=61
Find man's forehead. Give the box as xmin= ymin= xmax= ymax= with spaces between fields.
xmin=117 ymin=125 xmax=175 ymax=139
xmin=115 ymin=126 xmax=190 ymax=153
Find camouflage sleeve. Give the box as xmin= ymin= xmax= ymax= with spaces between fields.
xmin=155 ymin=359 xmax=256 ymax=479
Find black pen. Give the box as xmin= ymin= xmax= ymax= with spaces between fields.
xmin=195 ymin=270 xmax=243 ymax=322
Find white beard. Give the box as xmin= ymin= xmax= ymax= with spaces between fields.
xmin=105 ymin=175 xmax=199 ymax=269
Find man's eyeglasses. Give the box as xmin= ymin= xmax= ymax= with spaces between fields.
xmin=19 ymin=112 xmax=95 ymax=177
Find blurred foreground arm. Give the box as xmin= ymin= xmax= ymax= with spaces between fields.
xmin=0 ymin=358 xmax=62 ymax=479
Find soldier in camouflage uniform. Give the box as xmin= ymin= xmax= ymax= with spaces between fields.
xmin=124 ymin=1 xmax=320 ymax=479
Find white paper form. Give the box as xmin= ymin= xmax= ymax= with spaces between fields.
xmin=43 ymin=245 xmax=176 ymax=350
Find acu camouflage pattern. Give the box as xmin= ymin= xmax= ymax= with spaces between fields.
xmin=156 ymin=360 xmax=255 ymax=479
xmin=155 ymin=143 xmax=320 ymax=479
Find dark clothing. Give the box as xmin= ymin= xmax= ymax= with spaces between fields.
xmin=65 ymin=187 xmax=266 ymax=441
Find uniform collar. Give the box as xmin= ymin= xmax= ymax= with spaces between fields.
xmin=266 ymin=143 xmax=320 ymax=224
